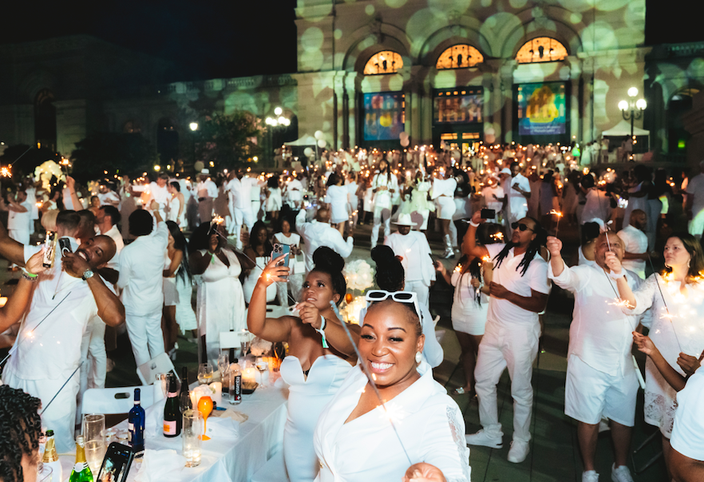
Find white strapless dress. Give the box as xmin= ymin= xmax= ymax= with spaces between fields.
xmin=280 ymin=355 xmax=353 ymax=482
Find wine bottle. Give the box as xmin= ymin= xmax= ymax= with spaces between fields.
xmin=179 ymin=366 xmax=192 ymax=411
xmin=69 ymin=435 xmax=93 ymax=482
xmin=42 ymin=430 xmax=62 ymax=482
xmin=128 ymin=388 xmax=145 ymax=456
xmin=163 ymin=375 xmax=182 ymax=437
xmin=229 ymin=357 xmax=242 ymax=405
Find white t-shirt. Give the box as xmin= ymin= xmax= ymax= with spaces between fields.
xmin=508 ymin=173 xmax=531 ymax=213
xmin=486 ymin=243 xmax=550 ymax=328
xmin=273 ymin=232 xmax=300 ymax=248
xmin=617 ymin=225 xmax=648 ymax=278
xmin=671 ymin=368 xmax=704 ymax=462
xmin=7 ymin=201 xmax=31 ymax=231
xmin=482 ymin=185 xmax=504 ymax=213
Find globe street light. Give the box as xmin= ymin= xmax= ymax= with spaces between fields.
xmin=189 ymin=122 xmax=199 ymax=131
xmin=618 ymin=87 xmax=647 ymax=160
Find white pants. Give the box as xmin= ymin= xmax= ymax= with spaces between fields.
xmin=371 ymin=206 xmax=391 ymax=249
xmin=475 ymin=320 xmax=540 ymax=443
xmin=405 ymin=280 xmax=430 ymax=310
xmin=125 ymin=311 xmax=165 ymax=367
xmin=77 ymin=318 xmax=107 ymax=424
xmin=234 ymin=206 xmax=255 ymax=249
xmin=4 ymin=370 xmax=79 ymax=453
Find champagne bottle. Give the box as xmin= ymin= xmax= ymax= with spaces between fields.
xmin=128 ymin=388 xmax=145 ymax=456
xmin=163 ymin=375 xmax=182 ymax=437
xmin=229 ymin=357 xmax=242 ymax=405
xmin=69 ymin=435 xmax=93 ymax=482
xmin=179 ymin=366 xmax=192 ymax=411
xmin=42 ymin=430 xmax=62 ymax=482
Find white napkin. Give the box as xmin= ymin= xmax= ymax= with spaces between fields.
xmin=204 ymin=416 xmax=240 ymax=441
xmin=134 ymin=449 xmax=186 ymax=482
xmin=144 ymin=397 xmax=167 ymax=438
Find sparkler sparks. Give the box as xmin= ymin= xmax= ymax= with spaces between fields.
xmin=549 ymin=210 xmax=563 ymax=236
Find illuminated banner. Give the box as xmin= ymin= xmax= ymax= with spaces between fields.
xmin=433 ymin=89 xmax=483 ymax=124
xmin=517 ymin=82 xmax=566 ymax=136
xmin=363 ymin=92 xmax=405 ymax=141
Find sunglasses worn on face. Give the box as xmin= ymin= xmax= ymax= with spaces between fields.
xmin=365 ymin=290 xmax=424 ymax=327
xmin=511 ymin=222 xmax=534 ymax=232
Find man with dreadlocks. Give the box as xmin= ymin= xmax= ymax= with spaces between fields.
xmin=463 ymin=210 xmax=550 ymax=464
xmin=0 ymin=385 xmax=43 ymax=482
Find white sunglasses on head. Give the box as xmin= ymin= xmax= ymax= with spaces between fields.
xmin=364 ymin=290 xmax=424 ymax=327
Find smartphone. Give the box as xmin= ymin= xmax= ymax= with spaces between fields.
xmin=481 ymin=208 xmax=496 ymax=219
xmin=273 ymin=243 xmax=290 ymax=268
xmin=42 ymin=231 xmax=57 ymax=268
xmin=96 ymin=442 xmax=134 ymax=482
xmin=58 ymin=238 xmax=72 ymax=256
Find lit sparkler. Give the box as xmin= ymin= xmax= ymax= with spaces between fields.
xmin=549 ymin=210 xmax=563 ymax=236
xmin=0 ymin=166 xmax=11 ymax=178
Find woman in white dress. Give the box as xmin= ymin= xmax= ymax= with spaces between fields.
xmin=436 ymin=224 xmax=501 ymax=397
xmin=313 ymin=295 xmax=471 ymax=482
xmin=248 ymin=247 xmax=358 ymax=482
xmin=266 ymin=175 xmax=283 ymax=221
xmin=431 ymin=168 xmax=458 ymax=258
xmin=163 ymin=221 xmax=197 ymax=340
xmin=274 ymin=218 xmax=302 ymax=305
xmin=166 ymin=181 xmax=185 ymax=226
xmin=189 ymin=221 xmax=253 ymax=362
xmin=345 ymin=171 xmax=359 ymax=230
xmin=324 ymin=173 xmax=350 ymax=236
xmin=242 ymin=221 xmax=277 ymax=304
xmin=607 ymin=233 xmax=704 ymax=475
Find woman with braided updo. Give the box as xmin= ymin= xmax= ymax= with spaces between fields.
xmin=0 ymin=385 xmax=42 ymax=482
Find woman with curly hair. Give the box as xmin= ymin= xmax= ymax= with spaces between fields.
xmin=0 ymin=385 xmax=42 ymax=482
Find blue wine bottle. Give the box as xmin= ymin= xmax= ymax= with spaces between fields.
xmin=128 ymin=388 xmax=145 ymax=456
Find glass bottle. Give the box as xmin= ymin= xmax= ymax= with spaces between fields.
xmin=69 ymin=435 xmax=93 ymax=482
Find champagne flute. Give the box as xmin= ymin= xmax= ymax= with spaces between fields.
xmin=197 ymin=362 xmax=213 ymax=385
xmin=197 ymin=396 xmax=213 ymax=441
xmin=82 ymin=414 xmax=106 ymax=475
xmin=217 ymin=353 xmax=229 ymax=382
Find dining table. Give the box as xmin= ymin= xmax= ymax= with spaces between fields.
xmin=57 ymin=384 xmax=288 ymax=482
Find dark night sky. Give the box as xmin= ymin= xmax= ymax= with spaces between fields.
xmin=0 ymin=0 xmax=700 ymax=82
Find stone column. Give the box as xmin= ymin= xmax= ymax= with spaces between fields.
xmin=569 ymin=59 xmax=582 ymax=142
xmin=500 ymin=62 xmax=515 ymax=143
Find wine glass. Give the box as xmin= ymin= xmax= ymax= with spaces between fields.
xmin=197 ymin=362 xmax=213 ymax=385
xmin=197 ymin=396 xmax=213 ymax=441
xmin=217 ymin=353 xmax=229 ymax=382
xmin=255 ymin=358 xmax=268 ymax=387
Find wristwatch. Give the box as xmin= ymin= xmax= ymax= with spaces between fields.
xmin=82 ymin=269 xmax=95 ymax=281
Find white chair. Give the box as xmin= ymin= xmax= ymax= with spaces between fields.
xmin=136 ymin=352 xmax=176 ymax=385
xmin=82 ymin=386 xmax=154 ymax=415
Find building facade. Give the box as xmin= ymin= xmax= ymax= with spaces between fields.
xmin=1 ymin=1 xmax=703 ymax=168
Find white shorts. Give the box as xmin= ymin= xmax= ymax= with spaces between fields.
xmin=565 ymin=354 xmax=638 ymax=426
xmin=436 ymin=197 xmax=456 ymax=220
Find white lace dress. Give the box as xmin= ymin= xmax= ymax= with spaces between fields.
xmin=625 ymin=274 xmax=704 ymax=437
xmin=313 ymin=361 xmax=470 ymax=482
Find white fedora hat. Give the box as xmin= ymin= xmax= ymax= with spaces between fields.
xmin=393 ymin=213 xmax=417 ymax=227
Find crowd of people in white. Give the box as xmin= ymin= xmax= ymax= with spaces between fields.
xmin=2 ymin=142 xmax=704 ymax=482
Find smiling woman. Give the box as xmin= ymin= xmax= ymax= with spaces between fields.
xmin=313 ymin=295 xmax=471 ymax=482
xmin=247 ymin=246 xmax=359 ymax=482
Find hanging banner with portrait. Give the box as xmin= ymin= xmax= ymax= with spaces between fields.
xmin=517 ymin=82 xmax=566 ymax=135
xmin=433 ymin=88 xmax=483 ymax=124
xmin=363 ymin=92 xmax=405 ymax=141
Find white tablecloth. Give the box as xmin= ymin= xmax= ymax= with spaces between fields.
xmin=59 ymin=387 xmax=288 ymax=482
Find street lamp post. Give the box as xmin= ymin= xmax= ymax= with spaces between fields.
xmin=265 ymin=107 xmax=290 ymax=168
xmin=189 ymin=122 xmax=199 ymax=171
xmin=618 ymin=87 xmax=647 ymax=161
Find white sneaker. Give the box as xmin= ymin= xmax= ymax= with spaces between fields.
xmin=507 ymin=440 xmax=530 ymax=463
xmin=611 ymin=464 xmax=634 ymax=482
xmin=582 ymin=470 xmax=599 ymax=482
xmin=465 ymin=429 xmax=502 ymax=449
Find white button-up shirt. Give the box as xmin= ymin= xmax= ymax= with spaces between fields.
xmin=117 ymin=221 xmax=168 ymax=315
xmin=296 ymin=210 xmax=353 ymax=272
xmin=549 ymin=263 xmax=647 ymax=377
xmin=384 ymin=232 xmax=435 ymax=285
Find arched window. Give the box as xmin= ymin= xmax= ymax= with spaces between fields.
xmin=436 ymin=44 xmax=483 ymax=69
xmin=516 ymin=37 xmax=568 ymax=64
xmin=364 ymin=51 xmax=403 ymax=75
